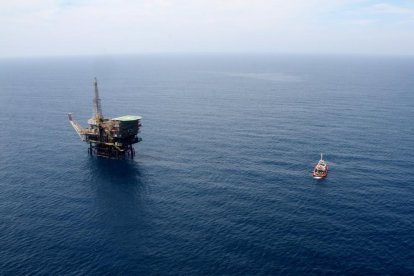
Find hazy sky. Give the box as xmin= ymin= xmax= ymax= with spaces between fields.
xmin=1 ymin=0 xmax=414 ymax=57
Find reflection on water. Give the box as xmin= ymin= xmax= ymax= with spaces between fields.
xmin=78 ymin=157 xmax=153 ymax=265
xmin=85 ymin=157 xmax=149 ymax=221
xmin=87 ymin=157 xmax=145 ymax=185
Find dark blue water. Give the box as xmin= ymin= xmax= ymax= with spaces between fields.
xmin=0 ymin=54 xmax=413 ymax=274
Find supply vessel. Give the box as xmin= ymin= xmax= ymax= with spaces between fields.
xmin=313 ymin=153 xmax=328 ymax=179
xmin=68 ymin=78 xmax=142 ymax=159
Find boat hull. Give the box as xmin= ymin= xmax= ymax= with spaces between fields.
xmin=313 ymin=165 xmax=328 ymax=179
xmin=313 ymin=175 xmax=327 ymax=179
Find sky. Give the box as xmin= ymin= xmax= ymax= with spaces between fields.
xmin=1 ymin=0 xmax=414 ymax=57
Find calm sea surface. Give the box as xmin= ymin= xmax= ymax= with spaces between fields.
xmin=0 ymin=54 xmax=413 ymax=274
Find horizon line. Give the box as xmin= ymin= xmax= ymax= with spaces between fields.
xmin=1 ymin=51 xmax=414 ymax=60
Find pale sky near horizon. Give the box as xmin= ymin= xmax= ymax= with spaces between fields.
xmin=1 ymin=0 xmax=414 ymax=57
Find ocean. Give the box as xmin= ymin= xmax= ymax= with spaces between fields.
xmin=0 ymin=54 xmax=413 ymax=274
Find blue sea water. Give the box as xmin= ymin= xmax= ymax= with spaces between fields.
xmin=0 ymin=54 xmax=413 ymax=274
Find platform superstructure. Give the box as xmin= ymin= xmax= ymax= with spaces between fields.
xmin=68 ymin=78 xmax=142 ymax=158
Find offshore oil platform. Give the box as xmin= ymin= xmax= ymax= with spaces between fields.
xmin=68 ymin=78 xmax=142 ymax=159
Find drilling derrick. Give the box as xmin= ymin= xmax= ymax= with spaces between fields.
xmin=68 ymin=79 xmax=142 ymax=159
xmin=93 ymin=78 xmax=103 ymax=121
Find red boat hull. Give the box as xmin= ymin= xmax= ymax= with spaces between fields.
xmin=313 ymin=165 xmax=328 ymax=179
